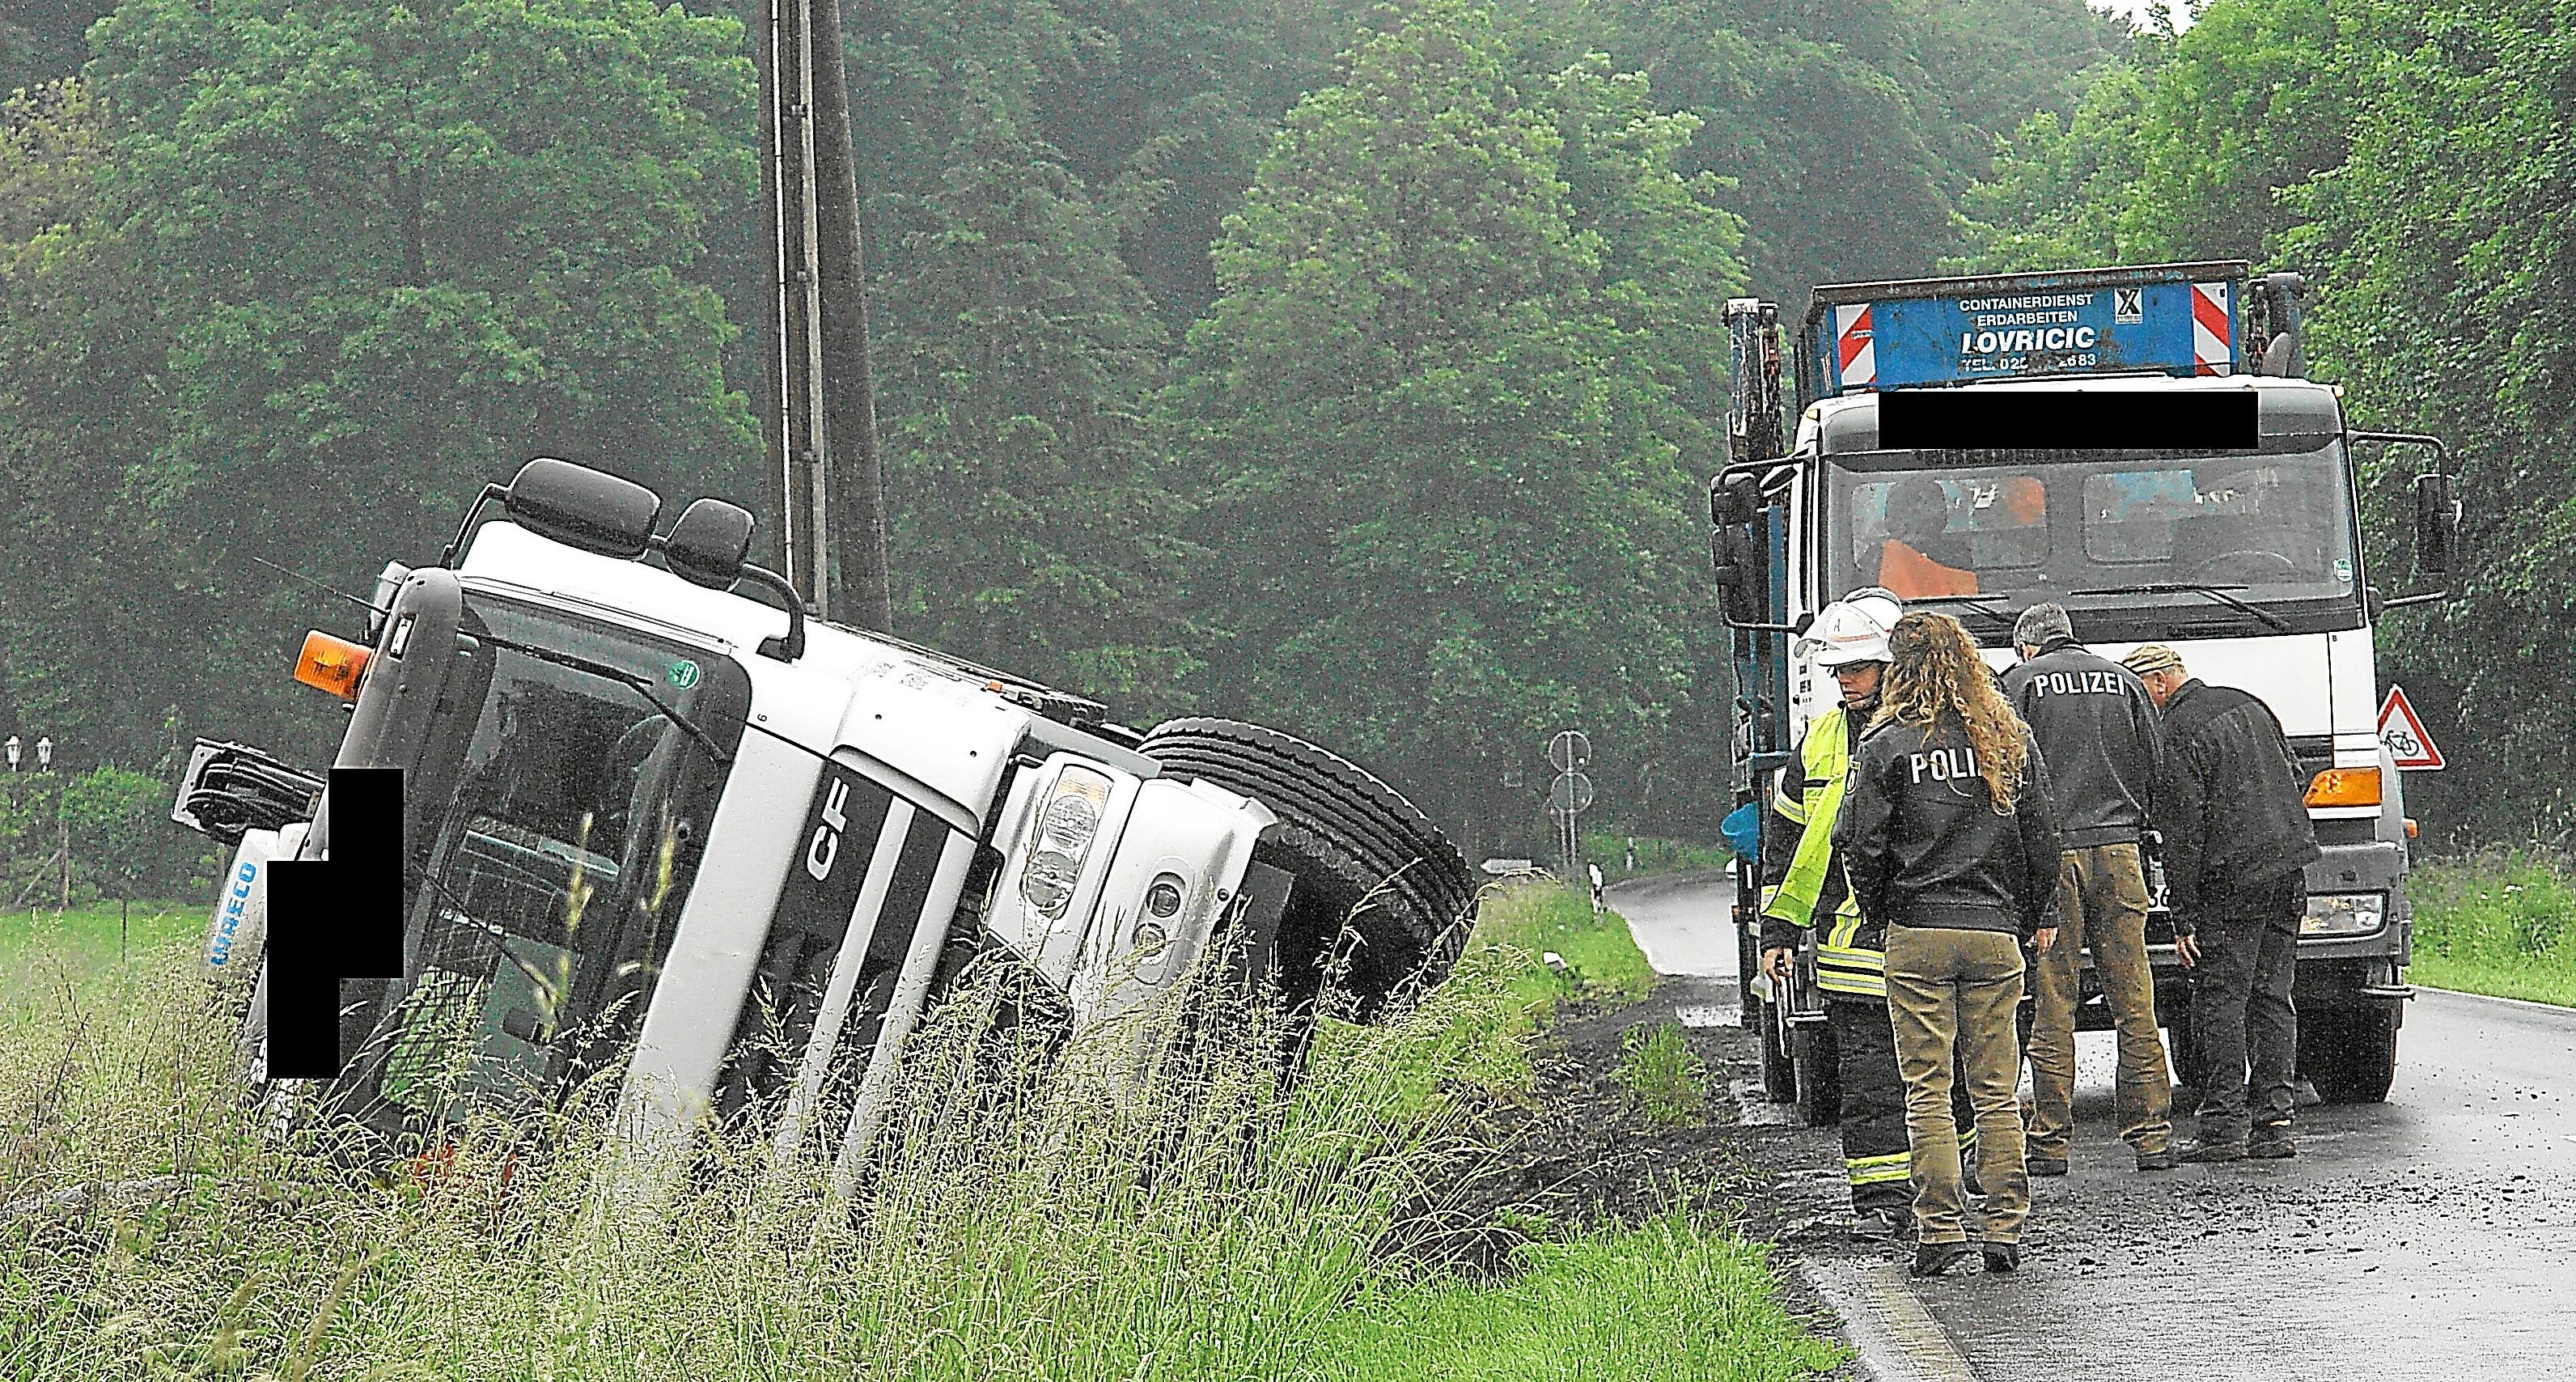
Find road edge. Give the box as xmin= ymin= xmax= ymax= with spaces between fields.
xmin=1789 ymin=1257 xmax=1985 ymax=1382
xmin=2412 ymin=982 xmax=2576 ymax=1016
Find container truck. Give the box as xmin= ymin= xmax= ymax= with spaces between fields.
xmin=1711 ymin=261 xmax=2459 ymax=1121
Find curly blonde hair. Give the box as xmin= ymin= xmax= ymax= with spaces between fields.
xmin=1869 ymin=611 xmax=2028 ymax=812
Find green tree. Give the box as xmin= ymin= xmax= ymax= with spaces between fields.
xmin=1 ymin=0 xmax=761 ymax=769
xmin=871 ymin=83 xmax=1198 ymax=701
xmin=1958 ymin=0 xmax=2576 ymax=839
xmin=61 ymin=765 xmax=206 ymax=913
xmin=1163 ymin=2 xmax=1742 ymax=850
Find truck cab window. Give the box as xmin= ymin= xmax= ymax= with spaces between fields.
xmin=1850 ymin=473 xmax=2049 ymax=598
xmin=1828 ymin=440 xmax=2362 ymax=636
xmin=344 ymin=596 xmax=750 ymax=1131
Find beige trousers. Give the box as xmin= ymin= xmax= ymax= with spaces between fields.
xmin=1885 ymin=923 xmax=2030 ymax=1244
xmin=2027 ymin=842 xmax=2174 ymax=1159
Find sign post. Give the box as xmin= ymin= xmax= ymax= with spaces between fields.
xmin=1545 ymin=730 xmax=1594 ymax=878
xmin=2376 ymin=686 xmax=2446 ymax=771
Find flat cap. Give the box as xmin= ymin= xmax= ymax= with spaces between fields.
xmin=2121 ymin=643 xmax=2184 ymax=675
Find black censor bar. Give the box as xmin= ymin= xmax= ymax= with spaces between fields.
xmin=1879 ymin=387 xmax=2260 ymax=451
xmin=265 ymin=767 xmax=405 ymax=1079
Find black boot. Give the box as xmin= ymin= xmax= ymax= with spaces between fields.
xmin=1911 ymin=1241 xmax=1976 ymax=1278
xmin=2248 ymin=1123 xmax=2297 ymax=1159
xmin=1981 ymin=1242 xmax=2021 ymax=1274
xmin=2177 ymin=1137 xmax=2246 ymax=1164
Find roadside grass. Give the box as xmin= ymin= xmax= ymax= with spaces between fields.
xmin=1325 ymin=1214 xmax=1841 ymax=1382
xmin=1586 ymin=830 xmax=1733 ymax=884
xmin=0 ymin=880 xmax=1838 ymax=1380
xmin=0 ymin=902 xmax=198 ymax=966
xmin=2408 ymin=850 xmax=2576 ymax=1007
xmin=1611 ymin=1022 xmax=1709 ymax=1127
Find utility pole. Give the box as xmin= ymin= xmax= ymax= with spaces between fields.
xmin=754 ymin=0 xmax=889 ymax=630
xmin=805 ymin=0 xmax=892 ymax=632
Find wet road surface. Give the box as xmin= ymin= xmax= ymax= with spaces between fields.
xmin=1618 ymin=874 xmax=2576 ymax=1381
xmin=1919 ymin=985 xmax=2576 ymax=1380
xmin=1605 ymin=871 xmax=1738 ymax=981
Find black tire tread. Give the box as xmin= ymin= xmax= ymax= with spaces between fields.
xmin=1139 ymin=718 xmax=1475 ymax=1016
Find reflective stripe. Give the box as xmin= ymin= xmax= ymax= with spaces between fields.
xmin=1765 ymin=710 xmax=1854 ymax=928
xmin=1848 ymin=1151 xmax=1911 ymax=1186
xmin=1817 ymin=939 xmax=1887 ymax=997
xmin=1816 ymin=969 xmax=1886 ymax=998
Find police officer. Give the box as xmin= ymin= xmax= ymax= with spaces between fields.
xmin=2123 ymin=644 xmax=2320 ymax=1162
xmin=1759 ymin=589 xmax=1974 ymax=1242
xmin=1840 ymin=612 xmax=2061 ymax=1278
xmin=2003 ymin=603 xmax=2176 ymax=1175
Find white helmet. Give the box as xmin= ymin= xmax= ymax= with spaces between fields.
xmin=1796 ymin=587 xmax=1903 ymax=668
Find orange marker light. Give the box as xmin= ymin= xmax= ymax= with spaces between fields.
xmin=295 ymin=630 xmax=372 ymax=700
xmin=2303 ymin=765 xmax=2382 ymax=809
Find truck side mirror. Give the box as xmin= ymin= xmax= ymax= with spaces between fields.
xmin=2413 ymin=472 xmax=2458 ymax=577
xmin=503 ymin=457 xmax=662 ymax=559
xmin=663 ymin=498 xmax=756 ymax=589
xmin=1712 ymin=524 xmax=1769 ymax=625
xmin=1710 ymin=473 xmax=1761 ymax=528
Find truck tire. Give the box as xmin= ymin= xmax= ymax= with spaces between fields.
xmin=1138 ymin=719 xmax=1476 ymax=1023
xmin=2298 ymin=1004 xmax=2399 ymax=1104
xmin=1792 ymin=1019 xmax=1841 ymax=1126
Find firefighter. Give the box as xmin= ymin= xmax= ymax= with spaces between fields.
xmin=1759 ymin=589 xmax=1974 ymax=1243
xmin=1840 ymin=612 xmax=2061 ymax=1278
xmin=2123 ymin=643 xmax=2320 ymax=1162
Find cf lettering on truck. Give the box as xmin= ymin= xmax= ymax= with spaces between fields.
xmin=170 ymin=459 xmax=1477 ymax=1177
xmin=1710 ymin=262 xmax=2461 ymax=1121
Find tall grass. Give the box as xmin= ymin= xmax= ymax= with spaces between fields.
xmin=2408 ymin=850 xmax=2576 ymax=1007
xmin=0 ymin=884 xmax=1832 ymax=1380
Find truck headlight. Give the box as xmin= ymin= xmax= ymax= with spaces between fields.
xmin=2301 ymin=892 xmax=2385 ymax=937
xmin=1020 ymin=765 xmax=1112 ymax=918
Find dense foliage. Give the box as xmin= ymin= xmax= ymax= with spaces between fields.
xmin=0 ymin=0 xmax=2121 ymax=871
xmin=1959 ymin=0 xmax=2576 ymax=841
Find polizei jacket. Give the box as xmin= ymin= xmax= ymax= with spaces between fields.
xmin=2149 ymin=678 xmax=2320 ymax=933
xmin=1837 ymin=714 xmax=2061 ymax=939
xmin=2000 ymin=638 xmax=2161 ymax=849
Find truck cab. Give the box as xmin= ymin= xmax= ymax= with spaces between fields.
xmin=1712 ymin=262 xmax=2459 ymax=1120
xmin=176 ymin=460 xmax=1474 ymax=1181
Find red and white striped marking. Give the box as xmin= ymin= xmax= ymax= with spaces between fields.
xmin=1836 ymin=303 xmax=1877 ymax=390
xmin=2191 ymin=280 xmax=2233 ymax=376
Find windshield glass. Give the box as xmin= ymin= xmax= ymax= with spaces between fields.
xmin=1824 ymin=440 xmax=2362 ymax=634
xmin=338 ymin=595 xmax=750 ymax=1130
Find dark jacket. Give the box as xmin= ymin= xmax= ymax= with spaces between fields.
xmin=2001 ymin=637 xmax=2162 ymax=849
xmin=2151 ymin=678 xmax=2320 ymax=934
xmin=1838 ymin=714 xmax=2061 ymax=939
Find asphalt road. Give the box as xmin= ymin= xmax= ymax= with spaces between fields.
xmin=1614 ymin=874 xmax=2576 ymax=1382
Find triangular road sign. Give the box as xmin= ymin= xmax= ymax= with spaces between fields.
xmin=2377 ymin=686 xmax=2445 ymax=771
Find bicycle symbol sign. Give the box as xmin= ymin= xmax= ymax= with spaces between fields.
xmin=2376 ymin=686 xmax=2445 ymax=771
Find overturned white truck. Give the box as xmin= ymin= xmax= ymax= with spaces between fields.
xmin=174 ymin=459 xmax=1475 ymax=1176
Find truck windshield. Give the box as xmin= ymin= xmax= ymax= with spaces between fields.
xmin=334 ymin=594 xmax=751 ymax=1132
xmin=1822 ymin=439 xmax=2362 ymax=636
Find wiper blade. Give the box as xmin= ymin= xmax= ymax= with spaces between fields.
xmin=1913 ymin=593 xmax=2015 ymax=621
xmin=2070 ymin=582 xmax=2291 ymax=634
xmin=471 ymin=630 xmax=735 ymax=766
